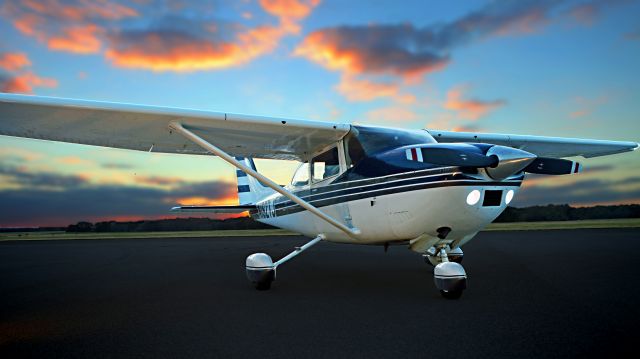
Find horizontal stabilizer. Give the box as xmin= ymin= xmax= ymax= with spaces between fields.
xmin=170 ymin=205 xmax=256 ymax=213
xmin=524 ymin=157 xmax=581 ymax=175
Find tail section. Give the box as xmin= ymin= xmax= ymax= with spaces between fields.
xmin=235 ymin=157 xmax=275 ymax=205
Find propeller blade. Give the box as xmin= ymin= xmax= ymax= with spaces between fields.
xmin=524 ymin=157 xmax=582 ymax=175
xmin=411 ymin=144 xmax=498 ymax=167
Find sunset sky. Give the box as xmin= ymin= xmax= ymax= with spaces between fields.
xmin=1 ymin=0 xmax=639 ymax=227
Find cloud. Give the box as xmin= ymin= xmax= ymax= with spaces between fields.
xmin=450 ymin=124 xmax=484 ymax=132
xmin=259 ymin=0 xmax=320 ymax=33
xmin=0 ymin=165 xmax=238 ymax=227
xmin=336 ymin=74 xmax=415 ymax=103
xmin=294 ymin=24 xmax=451 ymax=80
xmin=2 ymin=0 xmax=321 ymax=71
xmin=294 ymin=1 xmax=558 ymax=80
xmin=444 ymin=86 xmax=505 ymax=120
xmin=0 ymin=52 xmax=31 ymax=71
xmin=0 ymin=51 xmax=58 ymax=94
xmin=0 ymin=72 xmax=58 ymax=94
xmin=569 ymin=95 xmax=608 ymax=118
xmin=47 ymin=24 xmax=103 ymax=54
xmin=19 ymin=0 xmax=137 ymax=21
xmin=135 ymin=175 xmax=186 ymax=187
xmin=365 ymin=106 xmax=419 ymax=124
xmin=100 ymin=162 xmax=135 ymax=170
xmin=2 ymin=0 xmax=138 ymax=53
xmin=56 ymin=156 xmax=93 ymax=166
xmin=0 ymin=164 xmax=88 ymax=190
xmin=294 ymin=0 xmax=628 ymax=102
xmin=566 ymin=0 xmax=629 ymax=26
xmin=104 ymin=0 xmax=320 ymax=71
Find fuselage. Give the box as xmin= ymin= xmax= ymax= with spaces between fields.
xmin=247 ymin=125 xmax=523 ymax=250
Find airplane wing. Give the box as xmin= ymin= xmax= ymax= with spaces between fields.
xmin=0 ymin=93 xmax=350 ymax=161
xmin=426 ymin=129 xmax=638 ymax=159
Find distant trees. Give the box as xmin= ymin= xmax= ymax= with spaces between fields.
xmin=495 ymin=204 xmax=640 ymax=222
xmin=60 ymin=204 xmax=640 ymax=233
xmin=67 ymin=217 xmax=275 ymax=233
xmin=65 ymin=221 xmax=94 ymax=232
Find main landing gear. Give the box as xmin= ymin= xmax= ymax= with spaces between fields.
xmin=425 ymin=247 xmax=467 ymax=299
xmin=245 ymin=235 xmax=324 ymax=290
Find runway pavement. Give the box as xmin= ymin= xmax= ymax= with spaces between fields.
xmin=1 ymin=228 xmax=639 ymax=358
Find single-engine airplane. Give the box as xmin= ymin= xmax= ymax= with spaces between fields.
xmin=1 ymin=93 xmax=637 ymax=299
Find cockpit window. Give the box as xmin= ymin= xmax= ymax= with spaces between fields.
xmin=290 ymin=162 xmax=309 ymax=187
xmin=349 ymin=125 xmax=437 ymax=157
xmin=311 ymin=146 xmax=340 ymax=182
xmin=344 ymin=131 xmax=365 ymax=168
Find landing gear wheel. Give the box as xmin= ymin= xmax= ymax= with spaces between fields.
xmin=246 ymin=253 xmax=275 ymax=291
xmin=433 ymin=248 xmax=467 ymax=299
xmin=255 ymin=278 xmax=273 ymax=291
xmin=439 ymin=289 xmax=463 ymax=300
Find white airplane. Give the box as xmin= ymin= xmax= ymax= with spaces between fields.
xmin=1 ymin=93 xmax=637 ymax=299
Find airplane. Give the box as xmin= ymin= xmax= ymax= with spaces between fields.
xmin=1 ymin=93 xmax=637 ymax=299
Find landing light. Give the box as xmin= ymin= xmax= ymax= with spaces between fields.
xmin=505 ymin=190 xmax=514 ymax=204
xmin=466 ymin=190 xmax=481 ymax=206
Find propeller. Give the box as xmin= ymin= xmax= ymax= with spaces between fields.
xmin=404 ymin=143 xmax=582 ymax=179
xmin=410 ymin=143 xmax=498 ymax=167
xmin=524 ymin=157 xmax=582 ymax=175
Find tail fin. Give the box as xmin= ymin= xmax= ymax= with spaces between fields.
xmin=235 ymin=157 xmax=275 ymax=205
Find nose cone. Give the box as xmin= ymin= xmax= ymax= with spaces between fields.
xmin=485 ymin=145 xmax=536 ymax=180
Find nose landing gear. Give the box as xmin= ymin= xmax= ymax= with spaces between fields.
xmin=433 ymin=248 xmax=467 ymax=299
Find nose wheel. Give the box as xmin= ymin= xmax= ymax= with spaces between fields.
xmin=433 ymin=248 xmax=467 ymax=299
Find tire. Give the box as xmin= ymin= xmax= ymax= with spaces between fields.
xmin=440 ymin=289 xmax=463 ymax=300
xmin=255 ymin=280 xmax=272 ymax=291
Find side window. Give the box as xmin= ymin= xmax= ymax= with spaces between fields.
xmin=344 ymin=133 xmax=365 ymax=168
xmin=290 ymin=162 xmax=310 ymax=187
xmin=311 ymin=146 xmax=340 ymax=182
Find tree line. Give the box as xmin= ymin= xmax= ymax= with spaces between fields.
xmin=61 ymin=204 xmax=640 ymax=232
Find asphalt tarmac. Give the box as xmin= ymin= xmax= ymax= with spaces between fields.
xmin=1 ymin=228 xmax=639 ymax=358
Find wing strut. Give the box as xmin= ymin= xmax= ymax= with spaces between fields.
xmin=168 ymin=121 xmax=362 ymax=240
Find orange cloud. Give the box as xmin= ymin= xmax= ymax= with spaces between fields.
xmin=490 ymin=8 xmax=549 ymax=36
xmin=106 ymin=0 xmax=319 ymax=72
xmin=451 ymin=125 xmax=483 ymax=132
xmin=444 ymin=86 xmax=505 ymax=120
xmin=259 ymin=0 xmax=320 ymax=33
xmin=21 ymin=0 xmax=137 ymax=21
xmin=294 ymin=28 xmax=449 ymax=80
xmin=336 ymin=74 xmax=415 ymax=103
xmin=47 ymin=24 xmax=103 ymax=54
xmin=105 ymin=33 xmax=254 ymax=72
xmin=0 ymin=72 xmax=58 ymax=94
xmin=569 ymin=95 xmax=608 ymax=119
xmin=173 ymin=195 xmax=239 ymax=206
xmin=12 ymin=14 xmax=44 ymax=39
xmin=366 ymin=106 xmax=419 ymax=124
xmin=57 ymin=156 xmax=92 ymax=166
xmin=4 ymin=0 xmax=136 ymax=54
xmin=0 ymin=52 xmax=31 ymax=71
xmin=294 ymin=25 xmax=448 ymax=103
xmin=136 ymin=176 xmax=186 ymax=187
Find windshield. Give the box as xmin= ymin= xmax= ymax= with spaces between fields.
xmin=290 ymin=162 xmax=309 ymax=187
xmin=311 ymin=146 xmax=340 ymax=182
xmin=344 ymin=125 xmax=436 ymax=166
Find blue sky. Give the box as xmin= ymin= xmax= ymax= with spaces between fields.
xmin=0 ymin=0 xmax=639 ymax=227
